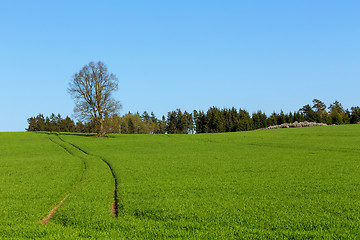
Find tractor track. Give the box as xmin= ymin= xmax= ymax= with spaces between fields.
xmin=41 ymin=134 xmax=87 ymax=224
xmin=58 ymin=136 xmax=119 ymax=218
xmin=41 ymin=134 xmax=119 ymax=224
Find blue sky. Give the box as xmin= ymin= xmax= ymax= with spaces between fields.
xmin=1 ymin=1 xmax=359 ymax=131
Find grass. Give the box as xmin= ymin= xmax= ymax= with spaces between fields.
xmin=1 ymin=125 xmax=360 ymax=238
xmin=0 ymin=132 xmax=83 ymax=238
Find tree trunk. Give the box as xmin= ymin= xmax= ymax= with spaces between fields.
xmin=99 ymin=120 xmax=104 ymax=137
xmin=96 ymin=116 xmax=104 ymax=137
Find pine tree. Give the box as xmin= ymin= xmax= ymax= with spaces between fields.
xmin=166 ymin=111 xmax=178 ymax=134
xmin=350 ymin=106 xmax=360 ymax=124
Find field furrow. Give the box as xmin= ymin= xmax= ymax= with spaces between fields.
xmin=39 ymin=134 xmax=88 ymax=224
xmin=48 ymin=135 xmax=115 ymax=233
xmin=59 ymin=136 xmax=119 ymax=218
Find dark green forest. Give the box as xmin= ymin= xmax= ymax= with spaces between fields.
xmin=27 ymin=99 xmax=360 ymax=134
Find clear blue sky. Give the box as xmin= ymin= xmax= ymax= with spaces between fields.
xmin=1 ymin=0 xmax=359 ymax=131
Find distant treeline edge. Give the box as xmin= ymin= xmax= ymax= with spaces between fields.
xmin=27 ymin=99 xmax=360 ymax=134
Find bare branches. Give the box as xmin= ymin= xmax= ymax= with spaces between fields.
xmin=68 ymin=61 xmax=121 ymax=136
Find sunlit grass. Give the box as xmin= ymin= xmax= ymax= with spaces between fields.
xmin=1 ymin=125 xmax=360 ymax=238
xmin=62 ymin=125 xmax=360 ymax=238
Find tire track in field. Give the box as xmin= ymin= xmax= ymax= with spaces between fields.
xmin=58 ymin=136 xmax=119 ymax=218
xmin=41 ymin=134 xmax=87 ymax=224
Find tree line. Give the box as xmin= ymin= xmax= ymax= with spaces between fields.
xmin=27 ymin=99 xmax=360 ymax=134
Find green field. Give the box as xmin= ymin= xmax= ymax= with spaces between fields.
xmin=1 ymin=125 xmax=360 ymax=239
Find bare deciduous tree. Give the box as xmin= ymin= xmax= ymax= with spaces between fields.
xmin=68 ymin=61 xmax=121 ymax=136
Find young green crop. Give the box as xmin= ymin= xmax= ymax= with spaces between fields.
xmin=1 ymin=125 xmax=360 ymax=238
xmin=60 ymin=125 xmax=360 ymax=238
xmin=0 ymin=132 xmax=83 ymax=238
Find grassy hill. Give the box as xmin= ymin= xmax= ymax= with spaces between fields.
xmin=1 ymin=125 xmax=360 ymax=238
